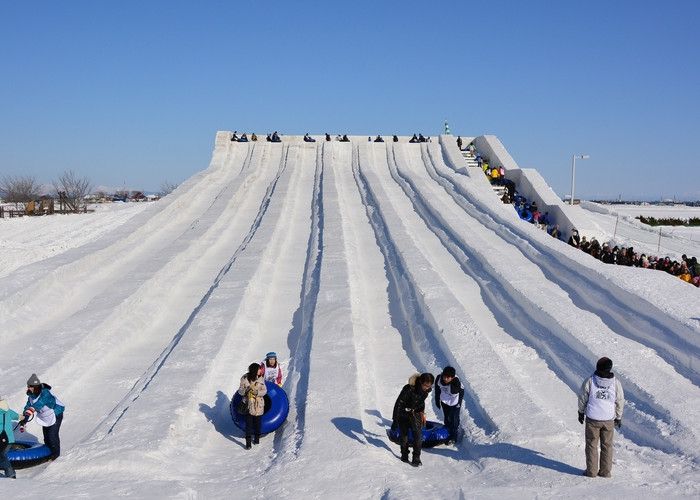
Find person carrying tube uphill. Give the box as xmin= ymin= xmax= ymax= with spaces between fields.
xmin=260 ymin=352 xmax=283 ymax=386
xmin=0 ymin=395 xmax=19 ymax=479
xmin=391 ymin=372 xmax=434 ymax=467
xmin=20 ymin=373 xmax=65 ymax=460
xmin=435 ymin=366 xmax=464 ymax=445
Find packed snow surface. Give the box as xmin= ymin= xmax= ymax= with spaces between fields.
xmin=1 ymin=138 xmax=699 ymax=498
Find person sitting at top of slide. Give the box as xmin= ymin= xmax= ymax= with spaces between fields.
xmin=260 ymin=352 xmax=283 ymax=386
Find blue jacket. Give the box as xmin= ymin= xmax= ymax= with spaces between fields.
xmin=1 ymin=408 xmax=20 ymax=444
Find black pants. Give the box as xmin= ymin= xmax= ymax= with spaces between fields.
xmin=245 ymin=413 xmax=261 ymax=438
xmin=442 ymin=403 xmax=460 ymax=441
xmin=43 ymin=412 xmax=63 ymax=458
xmin=398 ymin=413 xmax=422 ymax=461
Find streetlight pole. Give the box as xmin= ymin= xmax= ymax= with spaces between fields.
xmin=570 ymin=154 xmax=590 ymax=206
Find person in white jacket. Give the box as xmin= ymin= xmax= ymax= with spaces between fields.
xmin=577 ymin=357 xmax=624 ymax=478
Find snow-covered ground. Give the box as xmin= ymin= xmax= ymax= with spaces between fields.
xmin=1 ymin=137 xmax=698 ymax=498
xmin=0 ymin=202 xmax=152 ymax=280
xmin=580 ymin=202 xmax=700 ymax=260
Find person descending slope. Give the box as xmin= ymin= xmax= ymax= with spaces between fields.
xmin=434 ymin=366 xmax=464 ymax=445
xmin=260 ymin=352 xmax=283 ymax=386
xmin=578 ymin=357 xmax=624 ymax=478
xmin=391 ymin=372 xmax=434 ymax=467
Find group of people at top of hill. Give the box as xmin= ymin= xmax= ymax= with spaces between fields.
xmin=390 ymin=356 xmax=624 ymax=478
xmin=567 ymin=233 xmax=700 ymax=287
xmin=230 ymin=131 xmax=281 ymax=143
xmin=230 ymin=131 xmax=435 ymax=144
xmin=1 ymin=373 xmax=65 ymax=479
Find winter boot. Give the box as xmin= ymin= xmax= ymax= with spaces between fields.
xmin=411 ymin=458 xmax=422 ymax=467
xmin=400 ymin=452 xmax=409 ymax=463
xmin=253 ymin=435 xmax=260 ymax=445
xmin=245 ymin=437 xmax=252 ymax=450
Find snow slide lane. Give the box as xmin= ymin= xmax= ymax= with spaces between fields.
xmin=391 ymin=141 xmax=700 ymax=459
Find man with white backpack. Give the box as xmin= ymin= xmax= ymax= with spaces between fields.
xmin=578 ymin=357 xmax=624 ymax=478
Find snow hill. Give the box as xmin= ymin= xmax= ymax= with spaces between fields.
xmin=1 ymin=134 xmax=699 ymax=498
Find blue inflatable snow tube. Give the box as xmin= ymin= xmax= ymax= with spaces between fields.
xmin=230 ymin=381 xmax=289 ymax=435
xmin=386 ymin=420 xmax=450 ymax=448
xmin=7 ymin=441 xmax=52 ymax=468
xmin=519 ymin=209 xmax=533 ymax=222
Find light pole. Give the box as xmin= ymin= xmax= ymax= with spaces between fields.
xmin=570 ymin=154 xmax=589 ymax=206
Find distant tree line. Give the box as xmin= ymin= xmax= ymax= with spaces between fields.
xmin=1 ymin=171 xmax=91 ymax=213
xmin=636 ymin=216 xmax=700 ymax=227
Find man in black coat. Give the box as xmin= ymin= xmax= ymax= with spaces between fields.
xmin=392 ymin=372 xmax=434 ymax=467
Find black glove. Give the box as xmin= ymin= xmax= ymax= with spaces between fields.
xmin=578 ymin=412 xmax=585 ymax=424
xmin=390 ymin=421 xmax=398 ymax=432
xmin=614 ymin=419 xmax=622 ymax=429
xmin=435 ymin=399 xmax=441 ymax=408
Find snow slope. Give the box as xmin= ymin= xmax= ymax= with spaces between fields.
xmin=1 ymin=136 xmax=699 ymax=498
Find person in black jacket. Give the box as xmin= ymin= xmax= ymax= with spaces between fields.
xmin=435 ymin=366 xmax=464 ymax=445
xmin=392 ymin=372 xmax=434 ymax=467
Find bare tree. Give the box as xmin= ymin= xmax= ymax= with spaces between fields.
xmin=53 ymin=170 xmax=92 ymax=213
xmin=0 ymin=175 xmax=41 ymax=207
xmin=159 ymin=180 xmax=178 ymax=197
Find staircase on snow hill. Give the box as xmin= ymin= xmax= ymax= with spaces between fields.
xmin=461 ymin=149 xmax=507 ymax=200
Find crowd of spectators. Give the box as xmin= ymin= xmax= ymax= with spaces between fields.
xmin=455 ymin=137 xmax=699 ymax=287
xmin=568 ymin=233 xmax=700 ymax=287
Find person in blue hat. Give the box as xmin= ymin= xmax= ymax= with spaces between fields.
xmin=260 ymin=352 xmax=283 ymax=386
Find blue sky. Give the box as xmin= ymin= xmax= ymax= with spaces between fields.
xmin=1 ymin=1 xmax=698 ymax=199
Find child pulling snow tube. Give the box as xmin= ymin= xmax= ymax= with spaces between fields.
xmin=386 ymin=421 xmax=450 ymax=448
xmin=7 ymin=441 xmax=52 ymax=468
xmin=230 ymin=381 xmax=289 ymax=435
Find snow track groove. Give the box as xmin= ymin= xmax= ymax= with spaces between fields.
xmin=33 ymin=142 xmax=279 ymax=453
xmin=278 ymin=142 xmax=325 ymax=458
xmin=42 ymin=144 xmax=298 ymax=481
xmin=91 ymin=144 xmax=290 ymax=441
xmin=0 ymin=141 xmax=251 ymax=341
xmin=0 ymin=144 xmax=261 ymax=386
xmin=357 ymin=143 xmax=498 ymax=438
xmin=426 ymin=143 xmax=700 ymax=384
xmin=389 ymin=142 xmax=700 ymax=458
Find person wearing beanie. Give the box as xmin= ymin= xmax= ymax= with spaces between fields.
xmin=21 ymin=374 xmax=65 ymax=460
xmin=434 ymin=366 xmax=465 ymax=445
xmin=577 ymin=357 xmax=625 ymax=478
xmin=391 ymin=372 xmax=435 ymax=467
xmin=0 ymin=396 xmax=19 ymax=479
xmin=260 ymin=352 xmax=283 ymax=386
